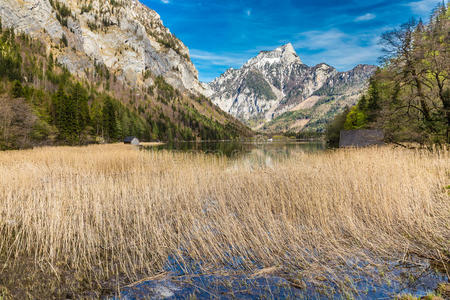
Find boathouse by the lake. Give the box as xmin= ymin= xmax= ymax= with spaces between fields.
xmin=339 ymin=129 xmax=384 ymax=148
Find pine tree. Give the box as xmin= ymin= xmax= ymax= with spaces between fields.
xmin=52 ymin=85 xmax=68 ymax=139
xmin=151 ymin=120 xmax=159 ymax=141
xmin=69 ymin=82 xmax=89 ymax=142
xmin=115 ymin=117 xmax=123 ymax=140
xmin=12 ymin=80 xmax=23 ymax=98
xmin=48 ymin=53 xmax=54 ymax=72
xmin=167 ymin=126 xmax=173 ymax=142
xmin=367 ymin=79 xmax=380 ymax=111
xmin=90 ymin=100 xmax=103 ymax=136
xmin=64 ymin=87 xmax=76 ymax=142
xmin=359 ymin=95 xmax=368 ymax=110
xmin=61 ymin=34 xmax=68 ymax=48
xmin=102 ymin=97 xmax=117 ymax=141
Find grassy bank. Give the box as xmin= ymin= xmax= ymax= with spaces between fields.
xmin=0 ymin=145 xmax=448 ymax=298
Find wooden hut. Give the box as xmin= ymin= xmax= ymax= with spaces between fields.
xmin=124 ymin=136 xmax=140 ymax=145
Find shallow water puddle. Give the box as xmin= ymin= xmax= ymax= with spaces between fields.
xmin=115 ymin=259 xmax=448 ymax=299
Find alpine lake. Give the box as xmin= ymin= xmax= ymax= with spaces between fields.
xmin=142 ymin=139 xmax=326 ymax=162
xmin=116 ymin=140 xmax=449 ymax=300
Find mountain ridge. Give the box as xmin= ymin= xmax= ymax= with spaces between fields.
xmin=0 ymin=0 xmax=206 ymax=93
xmin=244 ymin=43 xmax=303 ymax=68
xmin=207 ymin=43 xmax=377 ymax=132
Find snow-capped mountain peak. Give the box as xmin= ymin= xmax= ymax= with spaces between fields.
xmin=207 ymin=43 xmax=376 ymax=132
xmin=244 ymin=43 xmax=302 ymax=69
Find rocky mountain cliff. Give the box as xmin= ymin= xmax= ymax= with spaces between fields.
xmin=0 ymin=0 xmax=250 ymax=148
xmin=0 ymin=0 xmax=204 ymax=93
xmin=207 ymin=43 xmax=377 ymax=132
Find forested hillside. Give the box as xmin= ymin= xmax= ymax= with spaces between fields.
xmin=327 ymin=4 xmax=449 ymax=146
xmin=0 ymin=22 xmax=250 ymax=150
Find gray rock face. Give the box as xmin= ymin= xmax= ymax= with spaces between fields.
xmin=0 ymin=0 xmax=205 ymax=94
xmin=207 ymin=44 xmax=377 ymax=131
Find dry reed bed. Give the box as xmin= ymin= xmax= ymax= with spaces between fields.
xmin=0 ymin=144 xmax=448 ymax=296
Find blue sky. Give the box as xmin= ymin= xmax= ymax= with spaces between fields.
xmin=142 ymin=0 xmax=443 ymax=82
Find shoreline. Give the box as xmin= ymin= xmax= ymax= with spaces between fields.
xmin=0 ymin=145 xmax=448 ymax=298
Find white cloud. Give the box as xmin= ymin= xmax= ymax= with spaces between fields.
xmin=190 ymin=49 xmax=251 ymax=82
xmin=160 ymin=0 xmax=170 ymax=4
xmin=407 ymin=0 xmax=440 ymax=16
xmin=293 ymin=29 xmax=381 ymax=71
xmin=355 ymin=13 xmax=376 ymax=22
xmin=245 ymin=9 xmax=252 ymax=17
xmin=190 ymin=49 xmax=248 ymax=67
xmin=295 ymin=30 xmax=346 ymax=48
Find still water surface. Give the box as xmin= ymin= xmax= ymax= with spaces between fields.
xmin=143 ymin=140 xmax=326 ymax=159
xmin=130 ymin=140 xmax=447 ymax=299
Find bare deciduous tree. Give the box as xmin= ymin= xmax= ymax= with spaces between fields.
xmin=378 ymin=3 xmax=449 ymax=143
xmin=0 ymin=96 xmax=36 ymax=149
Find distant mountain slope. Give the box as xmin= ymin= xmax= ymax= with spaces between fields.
xmin=207 ymin=43 xmax=377 ymax=132
xmin=0 ymin=0 xmax=250 ymax=148
xmin=0 ymin=0 xmax=251 ymax=148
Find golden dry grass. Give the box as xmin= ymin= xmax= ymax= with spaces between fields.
xmin=0 ymin=144 xmax=448 ymax=297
